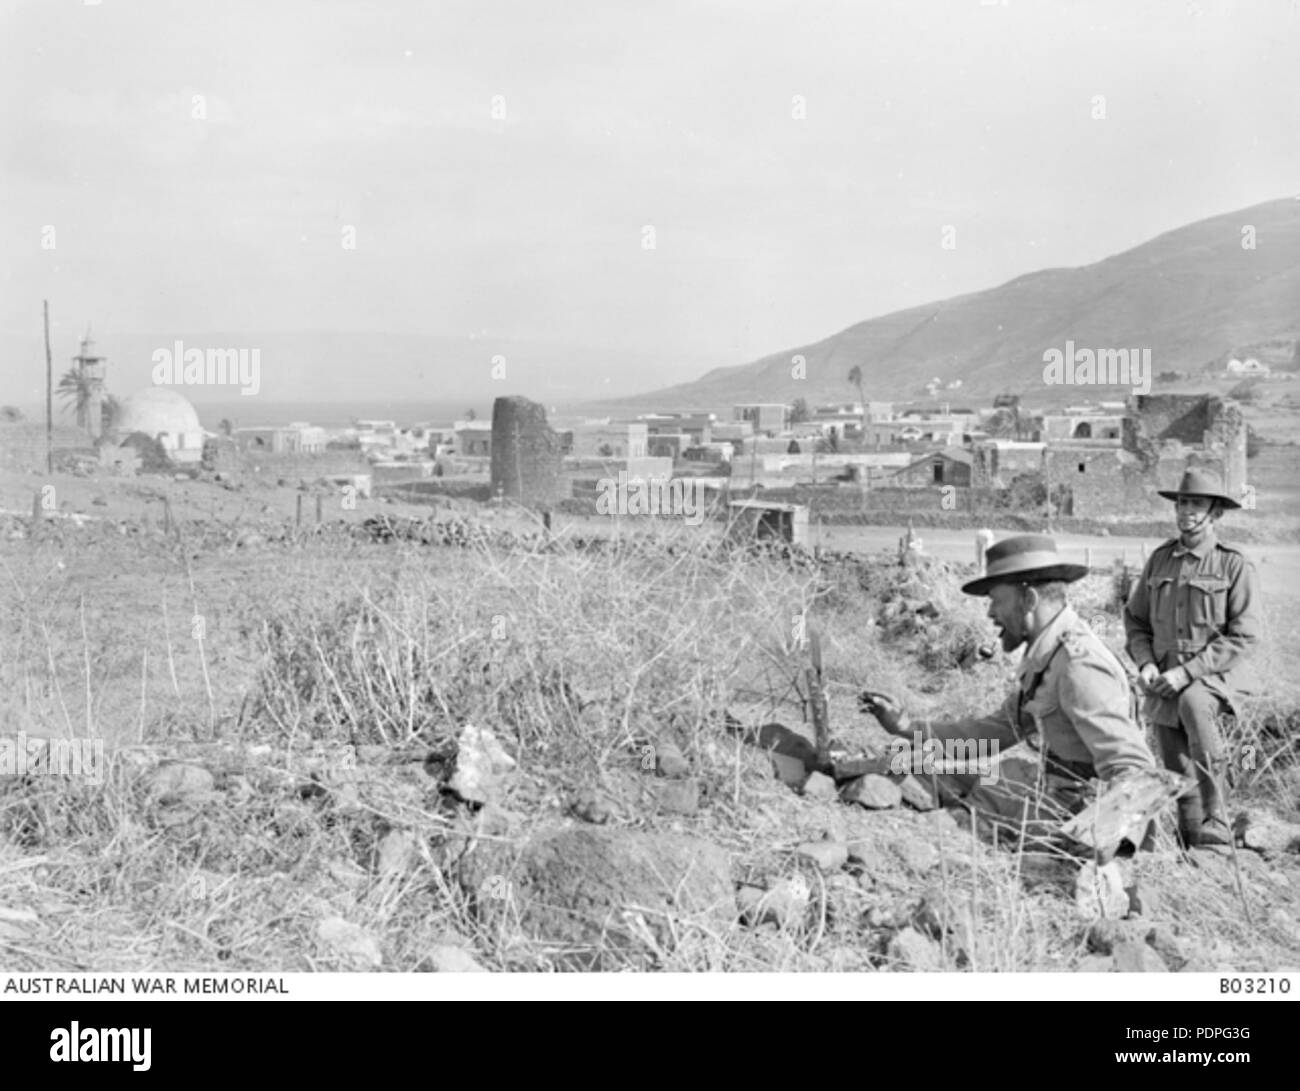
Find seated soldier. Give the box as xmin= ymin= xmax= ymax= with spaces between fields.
xmin=1124 ymin=468 xmax=1259 ymax=849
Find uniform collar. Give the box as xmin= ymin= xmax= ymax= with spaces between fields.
xmin=1172 ymin=528 xmax=1217 ymax=559
xmin=1017 ymin=603 xmax=1077 ymax=682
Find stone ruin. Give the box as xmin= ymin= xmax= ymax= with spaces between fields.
xmin=1045 ymin=393 xmax=1248 ymax=517
xmin=490 ymin=395 xmax=567 ymax=508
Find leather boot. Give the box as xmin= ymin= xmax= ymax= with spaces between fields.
xmin=1196 ymin=760 xmax=1232 ymax=848
xmin=1175 ymin=794 xmax=1203 ymax=849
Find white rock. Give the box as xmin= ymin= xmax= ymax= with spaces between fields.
xmin=424 ymin=945 xmax=488 ymax=972
xmin=448 ymin=724 xmax=518 ymax=805
xmin=1075 ymin=861 xmax=1129 ymax=920
xmin=316 ymin=916 xmax=383 ymax=968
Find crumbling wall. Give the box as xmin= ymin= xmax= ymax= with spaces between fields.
xmin=491 ymin=396 xmax=567 ymax=507
xmin=1124 ymin=394 xmax=1247 ymax=506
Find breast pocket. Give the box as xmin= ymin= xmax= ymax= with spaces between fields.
xmin=1187 ymin=576 xmax=1228 ymax=632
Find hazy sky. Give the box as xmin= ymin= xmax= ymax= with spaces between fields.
xmin=2 ymin=0 xmax=1298 ymax=400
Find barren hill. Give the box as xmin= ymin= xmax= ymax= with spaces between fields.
xmin=610 ymin=197 xmax=1300 ymax=412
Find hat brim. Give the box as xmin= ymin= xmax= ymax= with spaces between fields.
xmin=961 ymin=563 xmax=1090 ymax=596
xmin=1156 ymin=489 xmax=1241 ymax=510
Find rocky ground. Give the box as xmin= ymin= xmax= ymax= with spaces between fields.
xmin=1 ymin=453 xmax=1299 ymax=973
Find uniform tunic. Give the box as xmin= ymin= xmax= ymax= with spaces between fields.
xmin=1123 ymin=531 xmax=1259 ymax=728
xmin=927 ymin=604 xmax=1155 ymax=812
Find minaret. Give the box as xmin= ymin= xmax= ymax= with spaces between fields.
xmin=73 ymin=331 xmax=107 ymax=440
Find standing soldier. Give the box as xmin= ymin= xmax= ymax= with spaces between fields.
xmin=1124 ymin=468 xmax=1260 ymax=849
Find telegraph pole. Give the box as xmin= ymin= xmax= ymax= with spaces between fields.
xmin=43 ymin=300 xmax=53 ymax=474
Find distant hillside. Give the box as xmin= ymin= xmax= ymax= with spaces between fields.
xmin=0 ymin=329 xmax=685 ymax=414
xmin=603 ymin=196 xmax=1300 ymax=413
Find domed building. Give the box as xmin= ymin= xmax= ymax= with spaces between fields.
xmin=111 ymin=387 xmax=206 ymax=464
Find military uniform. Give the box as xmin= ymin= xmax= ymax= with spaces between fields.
xmin=927 ymin=604 xmax=1156 ymax=831
xmin=1124 ymin=528 xmax=1259 ymax=839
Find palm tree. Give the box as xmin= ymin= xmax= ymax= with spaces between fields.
xmin=848 ymin=365 xmax=866 ymax=413
xmin=56 ymin=367 xmax=96 ymax=431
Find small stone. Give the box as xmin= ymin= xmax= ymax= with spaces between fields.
xmin=1074 ymin=954 xmax=1116 ymax=973
xmin=568 ymin=789 xmax=613 ymax=825
xmin=887 ymin=926 xmax=942 ymax=971
xmin=421 ymin=945 xmax=488 ymax=972
xmin=796 ymin=841 xmax=849 ymax=872
xmin=144 ymin=762 xmax=215 ymax=802
xmin=846 ymin=840 xmax=873 ymax=867
xmin=1076 ymin=861 xmax=1130 ymax=920
xmin=654 ymin=738 xmax=691 ymax=779
xmin=801 ymin=771 xmax=838 ymax=801
xmin=891 ymin=838 xmax=941 ymax=874
xmin=770 ymin=752 xmax=807 ymax=788
xmin=654 ymin=778 xmax=699 ymax=815
xmin=1085 ymin=917 xmax=1144 ymax=955
xmin=737 ymin=877 xmax=810 ymax=930
xmin=376 ymin=829 xmax=419 ymax=877
xmin=1240 ymin=814 xmax=1300 ymax=854
xmin=895 ymin=775 xmax=938 ymax=811
xmin=841 ymin=774 xmax=903 ymax=809
xmin=447 ymin=724 xmax=517 ymax=806
xmin=1124 ymin=882 xmax=1159 ymax=919
xmin=316 ymin=916 xmax=382 ymax=969
xmin=831 ymin=754 xmax=894 ymax=780
xmin=1267 ymin=907 xmax=1299 ymax=941
xmin=1113 ymin=939 xmax=1168 ymax=973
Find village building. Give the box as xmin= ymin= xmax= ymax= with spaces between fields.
xmin=234 ymin=422 xmax=326 ymax=455
xmin=889 ymin=448 xmax=974 ymax=488
xmin=865 ymin=415 xmax=965 ymax=448
xmin=733 ymin=403 xmax=790 ymax=437
xmin=111 ymin=387 xmax=205 ymax=465
xmin=1043 ymin=392 xmax=1248 ymax=517
xmin=452 ymin=419 xmax=492 ymax=457
xmin=562 ymin=421 xmax=649 ymax=459
xmin=972 ymin=439 xmax=1045 ymax=487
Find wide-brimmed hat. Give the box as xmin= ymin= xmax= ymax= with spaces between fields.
xmin=961 ymin=533 xmax=1089 ymax=596
xmin=1156 ymin=467 xmax=1241 ymax=510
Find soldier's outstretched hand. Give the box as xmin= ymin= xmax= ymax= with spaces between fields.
xmin=859 ymin=690 xmax=911 ymax=736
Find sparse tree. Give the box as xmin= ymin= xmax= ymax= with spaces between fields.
xmin=465 ymin=408 xmax=478 ymax=422
xmin=789 ymin=397 xmax=810 ymax=424
xmin=0 ymin=406 xmax=23 ymax=422
xmin=848 ymin=365 xmax=866 ymax=412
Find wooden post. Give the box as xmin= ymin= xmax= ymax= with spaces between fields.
xmin=1139 ymin=541 xmax=1147 ymax=564
xmin=43 ymin=301 xmax=53 ymax=475
xmin=315 ymin=494 xmax=323 ymax=523
xmin=806 ymin=630 xmax=830 ymax=768
xmin=31 ymin=490 xmax=42 ymax=528
xmin=1085 ymin=546 xmax=1093 ymax=571
xmin=163 ymin=497 xmax=173 ymax=537
xmin=296 ymin=493 xmax=303 ymax=527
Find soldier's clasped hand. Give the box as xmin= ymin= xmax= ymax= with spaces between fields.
xmin=1150 ymin=666 xmax=1191 ymax=700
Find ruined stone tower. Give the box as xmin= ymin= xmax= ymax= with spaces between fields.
xmin=490 ymin=395 xmax=567 ymax=507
